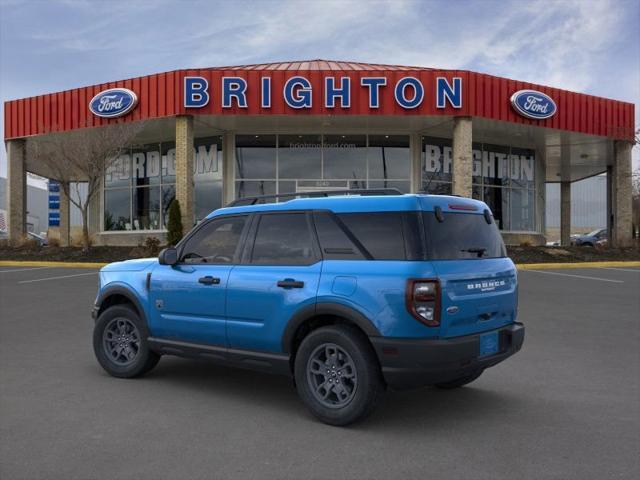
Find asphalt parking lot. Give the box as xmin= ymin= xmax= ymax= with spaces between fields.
xmin=1 ymin=265 xmax=639 ymax=480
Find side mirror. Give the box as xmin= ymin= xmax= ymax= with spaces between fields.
xmin=158 ymin=247 xmax=178 ymax=266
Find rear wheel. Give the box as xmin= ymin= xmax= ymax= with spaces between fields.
xmin=294 ymin=325 xmax=384 ymax=426
xmin=435 ymin=370 xmax=483 ymax=389
xmin=93 ymin=304 xmax=160 ymax=378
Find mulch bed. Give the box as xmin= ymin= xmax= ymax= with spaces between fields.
xmin=506 ymin=245 xmax=640 ymax=264
xmin=1 ymin=244 xmax=638 ymax=264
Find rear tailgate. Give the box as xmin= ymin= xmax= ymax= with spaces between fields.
xmin=421 ymin=204 xmax=517 ymax=338
xmin=432 ymin=258 xmax=517 ymax=338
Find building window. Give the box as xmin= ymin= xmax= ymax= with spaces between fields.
xmin=234 ymin=134 xmax=411 ymax=202
xmin=421 ymin=137 xmax=536 ymax=232
xmin=103 ymin=136 xmax=223 ymax=232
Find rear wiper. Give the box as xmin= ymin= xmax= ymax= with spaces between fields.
xmin=461 ymin=247 xmax=487 ymax=258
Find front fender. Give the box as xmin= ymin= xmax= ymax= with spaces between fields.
xmin=95 ymin=279 xmax=149 ymax=325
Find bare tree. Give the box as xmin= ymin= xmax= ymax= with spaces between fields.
xmin=27 ymin=121 xmax=144 ymax=250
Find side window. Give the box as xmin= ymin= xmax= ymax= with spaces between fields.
xmin=313 ymin=212 xmax=365 ymax=260
xmin=251 ymin=213 xmax=317 ymax=265
xmin=180 ymin=216 xmax=247 ymax=264
xmin=337 ymin=212 xmax=406 ymax=260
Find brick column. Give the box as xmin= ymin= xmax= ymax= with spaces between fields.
xmin=452 ymin=117 xmax=472 ymax=197
xmin=222 ymin=133 xmax=235 ymax=205
xmin=59 ymin=182 xmax=70 ymax=247
xmin=611 ymin=141 xmax=633 ymax=247
xmin=6 ymin=139 xmax=27 ymax=244
xmin=175 ymin=115 xmax=194 ymax=233
xmin=560 ymin=181 xmax=571 ymax=246
xmin=410 ymin=133 xmax=422 ymax=193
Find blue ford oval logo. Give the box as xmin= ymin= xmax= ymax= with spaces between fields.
xmin=510 ymin=89 xmax=556 ymax=120
xmin=89 ymin=88 xmax=138 ymax=118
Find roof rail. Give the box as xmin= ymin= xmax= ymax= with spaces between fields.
xmin=225 ymin=188 xmax=403 ymax=207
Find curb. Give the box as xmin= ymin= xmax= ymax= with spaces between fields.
xmin=0 ymin=260 xmax=108 ymax=268
xmin=1 ymin=260 xmax=639 ymax=270
xmin=516 ymin=261 xmax=640 ymax=270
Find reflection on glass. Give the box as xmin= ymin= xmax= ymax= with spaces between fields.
xmin=510 ymin=147 xmax=535 ymax=189
xmin=368 ymin=135 xmax=410 ymax=180
xmin=104 ymin=189 xmax=131 ymax=231
xmin=132 ymin=144 xmax=161 ymax=187
xmin=421 ymin=180 xmax=452 ymax=195
xmin=422 ymin=137 xmax=453 ymax=183
xmin=368 ymin=180 xmax=411 ymax=193
xmin=195 ymin=181 xmax=223 ymax=220
xmin=323 ymin=135 xmax=366 ymax=180
xmin=484 ymin=187 xmax=508 ymax=230
xmin=195 ymin=136 xmax=222 ymax=183
xmin=105 ymin=153 xmax=131 ymax=188
xmin=132 ymin=186 xmax=160 ymax=230
xmin=278 ymin=135 xmax=322 ymax=179
xmin=509 ymin=189 xmax=535 ymax=231
xmin=235 ymin=180 xmax=276 ymax=202
xmin=162 ymin=185 xmax=176 ymax=227
xmin=235 ymin=135 xmax=276 ymax=179
xmin=161 ymin=142 xmax=176 ymax=184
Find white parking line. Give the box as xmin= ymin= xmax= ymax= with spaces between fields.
xmin=598 ymin=267 xmax=640 ymax=273
xmin=523 ymin=269 xmax=624 ymax=283
xmin=18 ymin=271 xmax=98 ymax=284
xmin=0 ymin=266 xmax=56 ymax=274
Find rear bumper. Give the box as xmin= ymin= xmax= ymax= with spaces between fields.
xmin=370 ymin=323 xmax=525 ymax=390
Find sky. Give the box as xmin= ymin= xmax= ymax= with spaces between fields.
xmin=1 ymin=0 xmax=638 ymax=182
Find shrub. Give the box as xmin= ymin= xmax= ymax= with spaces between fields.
xmin=519 ymin=241 xmax=532 ymax=247
xmin=144 ymin=236 xmax=161 ymax=256
xmin=166 ymin=199 xmax=183 ymax=246
xmin=48 ymin=237 xmax=60 ymax=248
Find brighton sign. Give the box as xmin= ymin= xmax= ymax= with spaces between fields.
xmin=510 ymin=89 xmax=557 ymax=120
xmin=89 ymin=88 xmax=138 ymax=118
xmin=183 ymin=75 xmax=463 ymax=110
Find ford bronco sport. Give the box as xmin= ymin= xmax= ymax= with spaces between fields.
xmin=92 ymin=190 xmax=524 ymax=426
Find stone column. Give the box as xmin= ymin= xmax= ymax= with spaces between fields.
xmin=611 ymin=141 xmax=633 ymax=247
xmin=175 ymin=115 xmax=194 ymax=234
xmin=222 ymin=133 xmax=236 ymax=205
xmin=452 ymin=117 xmax=472 ymax=197
xmin=560 ymin=181 xmax=571 ymax=246
xmin=410 ymin=133 xmax=422 ymax=193
xmin=59 ymin=182 xmax=70 ymax=247
xmin=6 ymin=139 xmax=27 ymax=244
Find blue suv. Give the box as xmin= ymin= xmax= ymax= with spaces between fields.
xmin=92 ymin=190 xmax=524 ymax=425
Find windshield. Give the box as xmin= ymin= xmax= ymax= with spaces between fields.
xmin=423 ymin=212 xmax=506 ymax=260
xmin=586 ymin=229 xmax=603 ymax=237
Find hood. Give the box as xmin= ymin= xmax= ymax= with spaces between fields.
xmin=101 ymin=258 xmax=157 ymax=272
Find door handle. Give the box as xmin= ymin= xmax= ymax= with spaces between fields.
xmin=277 ymin=279 xmax=304 ymax=288
xmin=198 ymin=276 xmax=220 ymax=285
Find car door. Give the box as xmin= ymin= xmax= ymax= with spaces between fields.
xmin=226 ymin=212 xmax=322 ymax=352
xmin=148 ymin=214 xmax=250 ymax=345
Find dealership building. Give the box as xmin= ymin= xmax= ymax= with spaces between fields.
xmin=3 ymin=60 xmax=635 ymax=246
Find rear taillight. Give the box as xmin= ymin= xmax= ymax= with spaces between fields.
xmin=406 ymin=279 xmax=441 ymax=327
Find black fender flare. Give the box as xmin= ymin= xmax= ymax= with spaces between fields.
xmin=95 ymin=285 xmax=147 ymax=324
xmin=281 ymin=302 xmax=381 ymax=353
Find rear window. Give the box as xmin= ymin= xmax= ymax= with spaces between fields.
xmin=337 ymin=212 xmax=406 ymax=260
xmin=423 ymin=212 xmax=506 ymax=260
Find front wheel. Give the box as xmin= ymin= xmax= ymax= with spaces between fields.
xmin=294 ymin=325 xmax=384 ymax=426
xmin=93 ymin=304 xmax=160 ymax=378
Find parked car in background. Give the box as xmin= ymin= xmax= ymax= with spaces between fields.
xmin=0 ymin=230 xmax=48 ymax=246
xmin=571 ymin=228 xmax=607 ymax=247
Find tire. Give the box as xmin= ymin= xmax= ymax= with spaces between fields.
xmin=435 ymin=370 xmax=483 ymax=389
xmin=294 ymin=325 xmax=384 ymax=426
xmin=93 ymin=304 xmax=160 ymax=378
